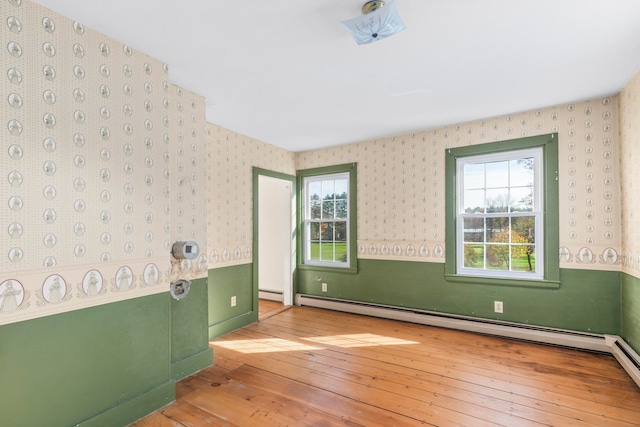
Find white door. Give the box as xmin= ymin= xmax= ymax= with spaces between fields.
xmin=258 ymin=175 xmax=292 ymax=305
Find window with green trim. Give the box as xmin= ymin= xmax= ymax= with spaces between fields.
xmin=457 ymin=147 xmax=543 ymax=279
xmin=445 ymin=134 xmax=559 ymax=287
xmin=298 ymin=164 xmax=357 ymax=270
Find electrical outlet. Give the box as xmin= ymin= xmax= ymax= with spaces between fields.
xmin=231 ymin=296 xmax=237 ymax=307
xmin=494 ymin=301 xmax=503 ymax=313
xmin=321 ymin=282 xmax=327 ymax=292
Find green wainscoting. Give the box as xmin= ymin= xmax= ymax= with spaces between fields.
xmin=208 ymin=263 xmax=257 ymax=339
xmin=297 ymin=259 xmax=621 ymax=334
xmin=0 ymin=294 xmax=174 ymax=427
xmin=622 ymin=272 xmax=640 ymax=355
xmin=171 ymin=277 xmax=213 ymax=380
xmin=0 ymin=277 xmax=213 ymax=427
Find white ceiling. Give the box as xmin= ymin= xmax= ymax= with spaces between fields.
xmin=33 ymin=0 xmax=640 ymax=152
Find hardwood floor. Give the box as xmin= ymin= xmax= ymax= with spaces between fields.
xmin=132 ymin=306 xmax=640 ymax=426
xmin=258 ymin=299 xmax=289 ymax=321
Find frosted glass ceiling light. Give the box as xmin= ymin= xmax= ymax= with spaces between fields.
xmin=341 ymin=0 xmax=406 ymax=45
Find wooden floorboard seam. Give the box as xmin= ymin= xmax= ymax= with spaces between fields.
xmin=131 ymin=306 xmax=640 ymax=427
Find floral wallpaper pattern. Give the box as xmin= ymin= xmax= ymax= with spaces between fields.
xmin=168 ymin=84 xmax=208 ymax=281
xmin=619 ymin=70 xmax=640 ymax=280
xmin=0 ymin=0 xmax=298 ymax=324
xmin=205 ymin=124 xmax=296 ymax=269
xmin=297 ymin=97 xmax=621 ymax=272
xmin=2 ymin=0 xmax=638 ymax=325
xmin=1 ymin=0 xmax=170 ymax=323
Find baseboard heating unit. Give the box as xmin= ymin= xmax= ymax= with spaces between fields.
xmin=259 ymin=290 xmax=284 ymax=302
xmin=295 ymin=294 xmax=640 ymax=388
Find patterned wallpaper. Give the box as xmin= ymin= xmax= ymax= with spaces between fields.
xmin=168 ymin=84 xmax=208 ymax=281
xmin=619 ymin=70 xmax=640 ymax=279
xmin=2 ymin=0 xmax=636 ymax=324
xmin=0 ymin=0 xmax=297 ymax=324
xmin=205 ymin=124 xmax=296 ymax=269
xmin=297 ymin=98 xmax=621 ymax=272
xmin=1 ymin=0 xmax=171 ymax=323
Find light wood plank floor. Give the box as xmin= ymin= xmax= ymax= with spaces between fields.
xmin=132 ymin=306 xmax=640 ymax=426
xmin=258 ymin=299 xmax=289 ymax=321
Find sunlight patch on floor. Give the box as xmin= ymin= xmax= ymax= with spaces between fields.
xmin=213 ymin=338 xmax=322 ymax=354
xmin=212 ymin=333 xmax=419 ymax=354
xmin=303 ymin=333 xmax=419 ymax=348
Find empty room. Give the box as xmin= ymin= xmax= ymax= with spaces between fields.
xmin=2 ymin=1 xmax=640 ymax=426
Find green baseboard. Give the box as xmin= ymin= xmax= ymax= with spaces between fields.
xmin=208 ymin=310 xmax=257 ymax=339
xmin=79 ymin=380 xmax=175 ymax=427
xmin=298 ymin=260 xmax=621 ymax=334
xmin=171 ymin=347 xmax=213 ymax=381
xmin=622 ymin=272 xmax=640 ymax=356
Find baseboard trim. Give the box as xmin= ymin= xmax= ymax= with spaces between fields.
xmin=607 ymin=335 xmax=640 ymax=388
xmin=208 ymin=310 xmax=257 ymax=340
xmin=295 ymin=294 xmax=640 ymax=387
xmin=171 ymin=347 xmax=213 ymax=381
xmin=79 ymin=380 xmax=175 ymax=427
xmin=259 ymin=290 xmax=284 ymax=302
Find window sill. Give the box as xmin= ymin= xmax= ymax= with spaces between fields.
xmin=298 ymin=264 xmax=358 ymax=275
xmin=444 ymin=273 xmax=560 ymax=289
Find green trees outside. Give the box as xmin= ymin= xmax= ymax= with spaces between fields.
xmin=309 ymin=191 xmax=348 ymax=262
xmin=463 ymin=190 xmax=536 ymax=272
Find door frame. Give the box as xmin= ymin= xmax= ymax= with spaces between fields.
xmin=252 ymin=167 xmax=297 ymax=314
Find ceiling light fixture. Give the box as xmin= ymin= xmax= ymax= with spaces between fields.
xmin=340 ymin=0 xmax=406 ymax=45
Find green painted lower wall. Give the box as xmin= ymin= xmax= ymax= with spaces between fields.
xmin=171 ymin=277 xmax=213 ymax=380
xmin=0 ymin=276 xmax=213 ymax=427
xmin=298 ymin=260 xmax=621 ymax=335
xmin=622 ymin=272 xmax=640 ymax=355
xmin=208 ymin=263 xmax=257 ymax=339
xmin=0 ymin=294 xmax=174 ymax=427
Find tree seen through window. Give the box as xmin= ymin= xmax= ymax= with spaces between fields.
xmin=305 ymin=175 xmax=349 ymax=264
xmin=458 ymin=149 xmax=542 ymax=278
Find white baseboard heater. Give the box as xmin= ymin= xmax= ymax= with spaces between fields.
xmin=295 ymin=294 xmax=640 ymax=388
xmin=259 ymin=290 xmax=284 ymax=302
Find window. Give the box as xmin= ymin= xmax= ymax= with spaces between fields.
xmin=445 ymin=134 xmax=559 ymax=287
xmin=298 ymin=164 xmax=357 ymax=270
xmin=457 ymin=148 xmax=543 ymax=279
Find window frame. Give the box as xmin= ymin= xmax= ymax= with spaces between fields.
xmin=445 ymin=134 xmax=560 ymax=288
xmin=297 ymin=163 xmax=357 ymax=273
xmin=456 ymin=147 xmax=544 ymax=280
xmin=304 ymin=172 xmax=350 ymax=268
